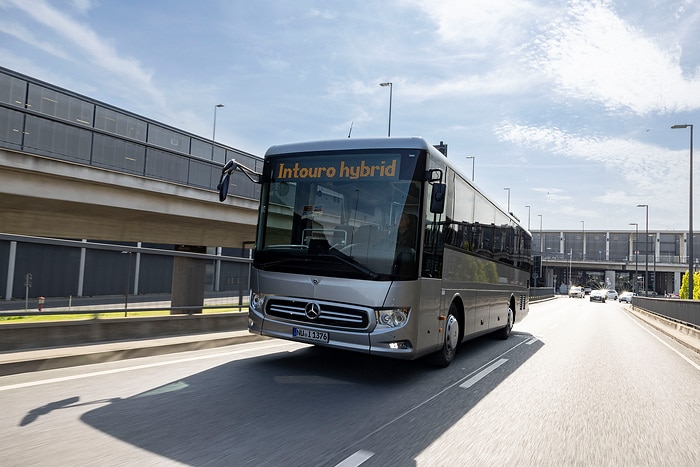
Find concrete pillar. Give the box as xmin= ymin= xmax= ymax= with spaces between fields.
xmin=171 ymin=245 xmax=207 ymax=314
xmin=5 ymin=241 xmax=16 ymax=300
xmin=134 ymin=242 xmax=142 ymax=295
xmin=78 ymin=239 xmax=86 ymax=297
xmin=674 ymin=271 xmax=681 ymax=294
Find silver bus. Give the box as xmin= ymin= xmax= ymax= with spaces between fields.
xmin=218 ymin=137 xmax=532 ymax=367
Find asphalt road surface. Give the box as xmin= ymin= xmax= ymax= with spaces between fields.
xmin=1 ymin=298 xmax=698 ymax=466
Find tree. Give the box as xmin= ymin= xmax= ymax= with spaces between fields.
xmin=678 ymin=270 xmax=700 ymax=300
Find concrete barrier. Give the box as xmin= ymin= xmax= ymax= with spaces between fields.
xmin=0 ymin=312 xmax=249 ymax=352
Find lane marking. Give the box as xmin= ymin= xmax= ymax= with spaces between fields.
xmin=0 ymin=341 xmax=297 ymax=392
xmin=330 ymin=337 xmax=531 ymax=460
xmin=334 ymin=450 xmax=374 ymax=467
xmin=459 ymin=358 xmax=508 ymax=389
xmin=525 ymin=337 xmax=539 ymax=345
xmin=623 ymin=312 xmax=700 ymax=371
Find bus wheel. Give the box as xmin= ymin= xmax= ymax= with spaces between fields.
xmin=496 ymin=306 xmax=514 ymax=340
xmin=431 ymin=306 xmax=460 ymax=368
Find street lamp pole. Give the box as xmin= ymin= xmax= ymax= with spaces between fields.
xmin=504 ymin=187 xmax=510 ymax=212
xmin=525 ymin=205 xmax=531 ymax=231
xmin=466 ymin=156 xmax=475 ymax=181
xmin=568 ymin=249 xmax=572 ymax=291
xmin=581 ymin=220 xmax=585 ymax=260
xmin=212 ymin=104 xmax=224 ymax=159
xmin=379 ymin=82 xmax=392 ymax=137
xmin=637 ymin=204 xmax=649 ymax=296
xmin=538 ymin=214 xmax=543 ymax=252
xmin=672 ymin=124 xmax=694 ymax=300
xmin=629 ymin=223 xmax=638 ymax=294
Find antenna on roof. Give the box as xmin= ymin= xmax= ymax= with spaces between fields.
xmin=347 ymin=121 xmax=353 ymax=138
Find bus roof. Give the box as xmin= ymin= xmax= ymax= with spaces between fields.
xmin=264 ymin=137 xmax=438 ymax=157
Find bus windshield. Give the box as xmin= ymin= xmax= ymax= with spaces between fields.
xmin=255 ymin=149 xmax=425 ymax=280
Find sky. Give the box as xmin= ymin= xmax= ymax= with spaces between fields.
xmin=1 ymin=0 xmax=699 ymax=232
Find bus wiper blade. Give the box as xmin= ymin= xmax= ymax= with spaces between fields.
xmin=327 ymin=248 xmax=380 ymax=279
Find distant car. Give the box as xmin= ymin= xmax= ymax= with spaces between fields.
xmin=605 ymin=289 xmax=618 ymax=300
xmin=619 ymin=291 xmax=634 ymax=303
xmin=568 ymin=286 xmax=584 ymax=298
xmin=590 ymin=290 xmax=606 ymax=302
xmin=584 ymin=287 xmax=592 ymax=295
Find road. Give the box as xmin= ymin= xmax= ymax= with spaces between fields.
xmin=0 ymin=298 xmax=698 ymax=466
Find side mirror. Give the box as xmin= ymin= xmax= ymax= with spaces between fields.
xmin=222 ymin=159 xmax=236 ymax=173
xmin=217 ymin=173 xmax=230 ymax=202
xmin=430 ymin=183 xmax=446 ymax=214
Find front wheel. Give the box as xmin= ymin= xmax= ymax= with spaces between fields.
xmin=496 ymin=306 xmax=514 ymax=340
xmin=430 ymin=306 xmax=460 ymax=368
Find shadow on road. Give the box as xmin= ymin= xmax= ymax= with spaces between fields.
xmin=81 ymin=332 xmax=543 ymax=466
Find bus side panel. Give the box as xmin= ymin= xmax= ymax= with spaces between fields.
xmin=414 ymin=277 xmax=443 ymax=355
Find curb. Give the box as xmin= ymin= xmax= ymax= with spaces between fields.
xmin=0 ymin=330 xmax=268 ymax=377
xmin=624 ymin=305 xmax=700 ymax=354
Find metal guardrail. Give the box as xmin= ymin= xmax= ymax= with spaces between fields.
xmin=632 ymin=297 xmax=700 ymax=328
xmin=0 ymin=304 xmax=246 ymax=319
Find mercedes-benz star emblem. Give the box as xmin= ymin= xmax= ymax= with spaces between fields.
xmin=305 ymin=302 xmax=321 ymax=320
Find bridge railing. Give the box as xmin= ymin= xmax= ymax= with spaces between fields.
xmin=0 ymin=66 xmax=262 ymax=201
xmin=632 ymin=296 xmax=700 ymax=328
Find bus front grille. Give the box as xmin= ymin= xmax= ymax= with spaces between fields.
xmin=266 ymin=298 xmax=370 ymax=330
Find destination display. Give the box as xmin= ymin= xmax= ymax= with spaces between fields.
xmin=274 ymin=156 xmax=400 ymax=181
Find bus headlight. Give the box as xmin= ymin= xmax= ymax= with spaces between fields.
xmin=250 ymin=292 xmax=266 ymax=313
xmin=376 ymin=308 xmax=409 ymax=328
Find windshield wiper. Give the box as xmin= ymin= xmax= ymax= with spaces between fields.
xmin=326 ymin=247 xmax=380 ymax=279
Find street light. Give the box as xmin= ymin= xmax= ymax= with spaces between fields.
xmin=581 ymin=220 xmax=585 ymax=260
xmin=637 ymin=204 xmax=649 ymax=296
xmin=504 ymin=187 xmax=510 ymax=212
xmin=568 ymin=248 xmax=572 ymax=291
xmin=379 ymin=82 xmax=392 ymax=137
xmin=629 ymin=223 xmax=638 ymax=294
xmin=466 ymin=156 xmax=475 ymax=181
xmin=211 ymin=103 xmax=224 ymax=159
xmin=538 ymin=214 xmax=543 ymax=252
xmin=525 ymin=205 xmax=531 ymax=231
xmin=672 ymin=123 xmax=694 ymax=300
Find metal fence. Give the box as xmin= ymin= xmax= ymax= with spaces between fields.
xmin=632 ymin=297 xmax=700 ymax=328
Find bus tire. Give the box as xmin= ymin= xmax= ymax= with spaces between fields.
xmin=496 ymin=306 xmax=514 ymax=340
xmin=431 ymin=305 xmax=460 ymax=368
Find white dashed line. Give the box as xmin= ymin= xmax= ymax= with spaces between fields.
xmin=334 ymin=450 xmax=374 ymax=467
xmin=460 ymin=358 xmax=508 ymax=389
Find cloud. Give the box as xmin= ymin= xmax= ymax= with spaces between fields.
xmin=408 ymin=0 xmax=547 ymax=49
xmin=4 ymin=0 xmax=167 ymax=110
xmin=495 ymin=119 xmax=689 ymax=206
xmin=531 ymin=0 xmax=700 ymax=114
xmin=0 ymin=18 xmax=73 ymax=61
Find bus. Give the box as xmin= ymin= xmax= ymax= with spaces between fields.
xmin=217 ymin=137 xmax=532 ymax=367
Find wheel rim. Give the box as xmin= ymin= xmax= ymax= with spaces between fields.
xmin=506 ymin=308 xmax=513 ymax=334
xmin=444 ymin=314 xmax=459 ymax=355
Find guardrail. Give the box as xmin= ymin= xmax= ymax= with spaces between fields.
xmin=0 ymin=306 xmax=250 ymax=352
xmin=632 ymin=297 xmax=700 ymax=328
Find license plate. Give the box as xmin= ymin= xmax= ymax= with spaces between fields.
xmin=293 ymin=327 xmax=329 ymax=343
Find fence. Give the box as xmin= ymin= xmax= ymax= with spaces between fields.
xmin=632 ymin=296 xmax=700 ymax=328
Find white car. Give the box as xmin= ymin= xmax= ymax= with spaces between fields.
xmin=605 ymin=289 xmax=618 ymax=300
xmin=619 ymin=291 xmax=634 ymax=303
xmin=568 ymin=286 xmax=584 ymax=298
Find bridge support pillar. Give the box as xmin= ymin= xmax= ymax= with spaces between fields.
xmin=171 ymin=245 xmax=207 ymax=314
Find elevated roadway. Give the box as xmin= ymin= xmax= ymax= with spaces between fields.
xmin=0 ymin=148 xmax=257 ymax=248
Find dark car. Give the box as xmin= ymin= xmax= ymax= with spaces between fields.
xmin=590 ymin=290 xmax=606 ymax=302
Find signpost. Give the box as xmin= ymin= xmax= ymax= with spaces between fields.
xmin=24 ymin=273 xmax=32 ymax=311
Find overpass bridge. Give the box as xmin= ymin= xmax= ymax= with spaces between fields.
xmin=0 ymin=66 xmax=261 ymax=309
